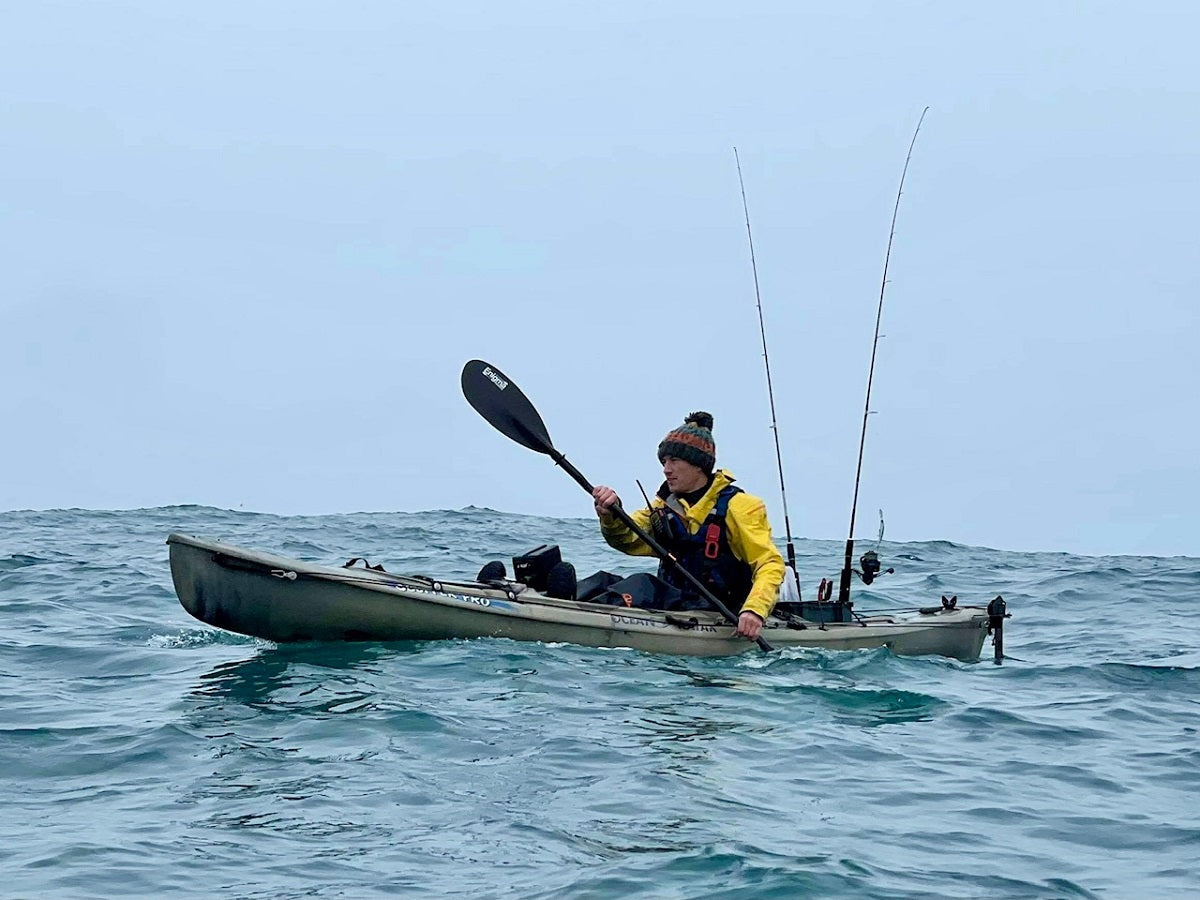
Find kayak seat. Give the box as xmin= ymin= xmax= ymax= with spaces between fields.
xmin=545 ymin=561 xmax=577 ymax=600
xmin=476 ymin=560 xmax=507 ymax=583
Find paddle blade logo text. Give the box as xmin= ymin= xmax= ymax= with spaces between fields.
xmin=482 ymin=367 xmax=508 ymax=391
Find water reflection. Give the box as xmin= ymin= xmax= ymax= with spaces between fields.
xmin=659 ymin=656 xmax=946 ymax=729
xmin=186 ymin=641 xmax=439 ymax=718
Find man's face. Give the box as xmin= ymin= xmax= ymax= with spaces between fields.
xmin=661 ymin=455 xmax=707 ymax=494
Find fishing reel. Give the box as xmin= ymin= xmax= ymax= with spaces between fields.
xmin=855 ymin=549 xmax=894 ymax=585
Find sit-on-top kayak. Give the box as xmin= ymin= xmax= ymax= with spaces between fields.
xmin=168 ymin=533 xmax=1001 ymax=660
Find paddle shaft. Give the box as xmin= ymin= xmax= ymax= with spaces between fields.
xmin=546 ymin=447 xmax=774 ymax=652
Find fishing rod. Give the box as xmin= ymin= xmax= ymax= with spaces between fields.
xmin=733 ymin=147 xmax=803 ymax=602
xmin=837 ymin=107 xmax=929 ymax=605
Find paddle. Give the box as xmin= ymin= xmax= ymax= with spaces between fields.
xmin=461 ymin=359 xmax=774 ymax=652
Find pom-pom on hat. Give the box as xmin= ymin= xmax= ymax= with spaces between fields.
xmin=657 ymin=411 xmax=716 ymax=473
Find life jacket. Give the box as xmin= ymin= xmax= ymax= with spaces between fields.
xmin=652 ymin=484 xmax=754 ymax=611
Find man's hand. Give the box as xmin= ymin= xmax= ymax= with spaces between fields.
xmin=735 ymin=610 xmax=764 ymax=641
xmin=592 ymin=485 xmax=620 ymax=518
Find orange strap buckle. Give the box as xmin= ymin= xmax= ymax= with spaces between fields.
xmin=704 ymin=524 xmax=721 ymax=559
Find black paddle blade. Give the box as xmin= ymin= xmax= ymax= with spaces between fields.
xmin=461 ymin=359 xmax=555 ymax=455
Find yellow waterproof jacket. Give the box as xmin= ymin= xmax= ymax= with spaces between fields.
xmin=599 ymin=469 xmax=785 ymax=620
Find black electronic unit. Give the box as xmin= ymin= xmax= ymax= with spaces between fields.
xmin=512 ymin=544 xmax=562 ymax=592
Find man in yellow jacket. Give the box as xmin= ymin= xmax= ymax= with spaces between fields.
xmin=592 ymin=411 xmax=785 ymax=641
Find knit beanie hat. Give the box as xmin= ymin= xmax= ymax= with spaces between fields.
xmin=657 ymin=411 xmax=716 ymax=473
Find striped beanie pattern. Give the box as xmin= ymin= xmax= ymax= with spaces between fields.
xmin=657 ymin=411 xmax=716 ymax=473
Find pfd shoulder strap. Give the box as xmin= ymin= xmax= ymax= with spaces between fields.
xmin=701 ymin=485 xmax=743 ymax=559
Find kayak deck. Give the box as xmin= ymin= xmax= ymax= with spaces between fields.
xmin=167 ymin=533 xmax=995 ymax=660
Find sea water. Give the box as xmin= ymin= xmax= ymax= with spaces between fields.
xmin=1 ymin=506 xmax=1197 ymax=898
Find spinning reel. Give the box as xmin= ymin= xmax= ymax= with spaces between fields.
xmin=855 ymin=549 xmax=894 ymax=585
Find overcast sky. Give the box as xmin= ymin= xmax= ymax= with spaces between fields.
xmin=2 ymin=1 xmax=1196 ymax=557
